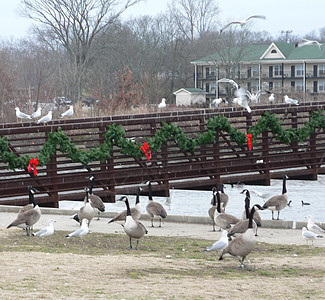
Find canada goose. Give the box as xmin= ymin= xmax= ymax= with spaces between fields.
xmin=301 ymin=227 xmax=323 ymax=246
xmin=7 ymin=186 xmax=41 ymax=236
xmin=87 ymin=176 xmax=105 ymax=220
xmin=240 ymin=189 xmax=262 ymax=236
xmin=205 ymin=230 xmax=228 ymax=253
xmin=301 ymin=201 xmax=311 ymax=206
xmin=287 ymin=200 xmax=292 ymax=207
xmin=214 ymin=190 xmax=240 ymax=230
xmin=17 ymin=186 xmax=38 ymax=230
xmin=263 ymin=175 xmax=289 ymax=220
xmin=209 ymin=187 xmax=225 ymax=231
xmin=219 ymin=204 xmax=261 ymax=269
xmin=32 ymin=219 xmax=54 ymax=237
xmin=219 ymin=184 xmax=229 ymax=211
xmin=108 ymin=187 xmax=142 ymax=224
xmin=72 ymin=187 xmax=96 ymax=226
xmin=117 ymin=196 xmax=148 ymax=250
xmin=145 ymin=181 xmax=167 ymax=227
xmin=306 ymin=215 xmax=325 ymax=234
xmin=66 ymin=219 xmax=89 ymax=238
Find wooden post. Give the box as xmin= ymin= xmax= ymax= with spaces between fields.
xmin=213 ymin=130 xmax=221 ymax=186
xmin=262 ymin=131 xmax=271 ymax=185
xmin=310 ymin=132 xmax=318 ymax=180
xmin=161 ymin=141 xmax=170 ymax=197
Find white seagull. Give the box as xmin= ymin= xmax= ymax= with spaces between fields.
xmin=210 ymin=98 xmax=228 ymax=108
xmin=302 ymin=227 xmax=323 ymax=246
xmin=268 ymin=93 xmax=275 ymax=102
xmin=245 ymin=90 xmax=261 ymax=103
xmin=295 ymin=39 xmax=322 ymax=50
xmin=205 ymin=230 xmax=229 ymax=253
xmin=284 ymin=95 xmax=299 ymax=105
xmin=37 ymin=111 xmax=53 ymax=124
xmin=66 ymin=218 xmax=89 ymax=238
xmin=217 ymin=78 xmax=239 ymax=90
xmin=15 ymin=107 xmax=31 ymax=119
xmin=32 ymin=219 xmax=54 ymax=237
xmin=31 ymin=107 xmax=42 ymax=119
xmin=306 ymin=215 xmax=325 ymax=234
xmin=234 ymin=88 xmax=251 ymax=113
xmin=60 ymin=105 xmax=74 ymax=118
xmin=158 ymin=98 xmax=167 ymax=109
xmin=220 ymin=15 xmax=266 ymax=33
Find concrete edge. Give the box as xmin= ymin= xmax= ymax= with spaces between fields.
xmin=0 ymin=205 xmax=304 ymax=229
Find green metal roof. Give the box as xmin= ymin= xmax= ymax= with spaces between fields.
xmin=174 ymin=88 xmax=205 ymax=94
xmin=192 ymin=42 xmax=325 ymax=64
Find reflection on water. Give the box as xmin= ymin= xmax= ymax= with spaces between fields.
xmin=60 ymin=175 xmax=325 ymax=224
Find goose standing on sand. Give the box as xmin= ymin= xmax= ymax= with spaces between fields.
xmin=263 ymin=175 xmax=289 ymax=220
xmin=145 ymin=181 xmax=167 ymax=227
xmin=108 ymin=186 xmax=142 ymax=224
xmin=87 ymin=176 xmax=105 ymax=220
xmin=301 ymin=227 xmax=323 ymax=246
xmin=7 ymin=186 xmax=41 ymax=236
xmin=306 ymin=215 xmax=325 ymax=234
xmin=205 ymin=230 xmax=228 ymax=253
xmin=219 ymin=204 xmax=261 ymax=269
xmin=66 ymin=219 xmax=89 ymax=238
xmin=117 ymin=196 xmax=148 ymax=250
xmin=214 ymin=190 xmax=240 ymax=230
xmin=32 ymin=219 xmax=54 ymax=237
xmin=72 ymin=187 xmax=95 ymax=226
xmin=241 ymin=189 xmax=262 ymax=236
xmin=208 ymin=187 xmax=221 ymax=231
xmin=219 ymin=184 xmax=229 ymax=211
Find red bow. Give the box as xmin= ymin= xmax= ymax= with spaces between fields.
xmin=140 ymin=142 xmax=152 ymax=161
xmin=27 ymin=158 xmax=39 ymax=176
xmin=246 ymin=134 xmax=252 ymax=151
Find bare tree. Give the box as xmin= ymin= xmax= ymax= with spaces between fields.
xmin=20 ymin=0 xmax=143 ymax=102
xmin=168 ymin=0 xmax=220 ymax=42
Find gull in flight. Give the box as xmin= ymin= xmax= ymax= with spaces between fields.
xmin=295 ymin=39 xmax=322 ymax=50
xmin=234 ymin=87 xmax=251 ymax=113
xmin=245 ymin=90 xmax=261 ymax=103
xmin=284 ymin=95 xmax=299 ymax=105
xmin=32 ymin=219 xmax=54 ymax=237
xmin=210 ymin=98 xmax=228 ymax=108
xmin=217 ymin=78 xmax=239 ymax=90
xmin=66 ymin=218 xmax=89 ymax=238
xmin=60 ymin=105 xmax=74 ymax=118
xmin=37 ymin=111 xmax=53 ymax=124
xmin=158 ymin=98 xmax=167 ymax=109
xmin=205 ymin=230 xmax=228 ymax=253
xmin=302 ymin=227 xmax=323 ymax=246
xmin=15 ymin=107 xmax=31 ymax=119
xmin=220 ymin=15 xmax=266 ymax=33
xmin=31 ymin=107 xmax=42 ymax=119
xmin=306 ymin=215 xmax=325 ymax=234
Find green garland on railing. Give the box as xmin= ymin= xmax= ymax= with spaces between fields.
xmin=0 ymin=110 xmax=324 ymax=171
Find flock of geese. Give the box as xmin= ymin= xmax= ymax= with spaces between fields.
xmin=5 ymin=175 xmax=324 ymax=268
xmin=15 ymin=105 xmax=74 ymax=124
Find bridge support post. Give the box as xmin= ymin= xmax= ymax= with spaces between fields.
xmin=262 ymin=131 xmax=271 ymax=185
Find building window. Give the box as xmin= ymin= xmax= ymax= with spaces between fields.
xmin=296 ymin=80 xmax=304 ymax=91
xmin=252 ymin=65 xmax=259 ymax=77
xmin=274 ymin=65 xmax=283 ymax=76
xmin=296 ymin=64 xmax=304 ymax=76
xmin=273 ymin=81 xmax=281 ymax=89
xmin=210 ymin=82 xmax=216 ymax=93
xmin=319 ymin=65 xmax=325 ymax=75
xmin=252 ymin=81 xmax=259 ymax=92
xmin=271 ymin=49 xmax=277 ymax=53
xmin=319 ymin=80 xmax=325 ymax=91
xmin=206 ymin=83 xmax=210 ymax=93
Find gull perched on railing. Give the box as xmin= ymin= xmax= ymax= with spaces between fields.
xmin=60 ymin=105 xmax=74 ymax=118
xmin=31 ymin=107 xmax=42 ymax=119
xmin=210 ymin=98 xmax=228 ymax=108
xmin=37 ymin=111 xmax=53 ymax=124
xmin=15 ymin=107 xmax=31 ymax=119
xmin=158 ymin=98 xmax=167 ymax=109
xmin=234 ymin=88 xmax=251 ymax=113
xmin=284 ymin=95 xmax=299 ymax=105
xmin=220 ymin=15 xmax=266 ymax=33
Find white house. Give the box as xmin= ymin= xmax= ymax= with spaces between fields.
xmin=173 ymin=88 xmax=206 ymax=106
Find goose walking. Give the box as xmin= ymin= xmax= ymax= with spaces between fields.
xmin=263 ymin=175 xmax=289 ymax=220
xmin=117 ymin=196 xmax=148 ymax=250
xmin=145 ymin=181 xmax=167 ymax=227
xmin=205 ymin=230 xmax=228 ymax=253
xmin=108 ymin=186 xmax=142 ymax=224
xmin=7 ymin=186 xmax=41 ymax=236
xmin=219 ymin=204 xmax=260 ymax=269
xmin=66 ymin=219 xmax=89 ymax=238
xmin=32 ymin=219 xmax=54 ymax=237
xmin=301 ymin=227 xmax=323 ymax=246
xmin=306 ymin=215 xmax=325 ymax=234
xmin=87 ymin=176 xmax=105 ymax=220
xmin=214 ymin=190 xmax=239 ymax=230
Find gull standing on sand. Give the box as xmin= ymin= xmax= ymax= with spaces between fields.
xmin=295 ymin=39 xmax=322 ymax=50
xmin=32 ymin=219 xmax=54 ymax=237
xmin=158 ymin=98 xmax=167 ymax=109
xmin=220 ymin=15 xmax=266 ymax=33
xmin=306 ymin=215 xmax=325 ymax=234
xmin=66 ymin=219 xmax=89 ymax=238
xmin=284 ymin=95 xmax=299 ymax=105
xmin=31 ymin=107 xmax=42 ymax=119
xmin=15 ymin=107 xmax=31 ymax=119
xmin=301 ymin=227 xmax=323 ymax=245
xmin=37 ymin=111 xmax=52 ymax=124
xmin=60 ymin=105 xmax=74 ymax=118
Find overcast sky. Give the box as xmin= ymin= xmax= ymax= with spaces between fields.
xmin=0 ymin=0 xmax=324 ymax=40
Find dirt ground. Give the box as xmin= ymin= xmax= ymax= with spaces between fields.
xmin=0 ymin=227 xmax=324 ymax=299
